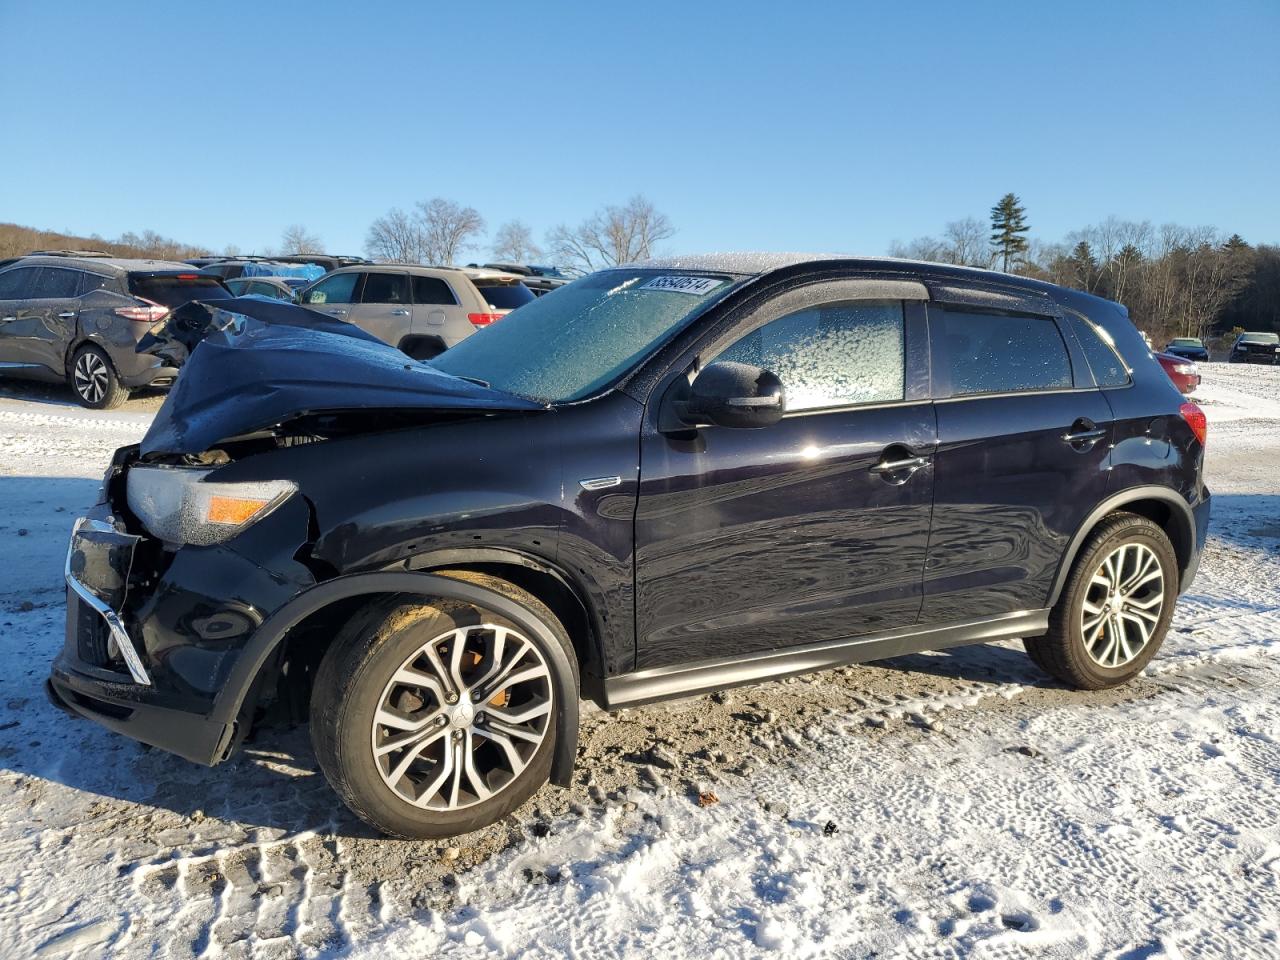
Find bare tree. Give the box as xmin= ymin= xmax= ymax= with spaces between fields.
xmin=416 ymin=198 xmax=485 ymax=265
xmin=491 ymin=220 xmax=541 ymax=263
xmin=943 ymin=217 xmax=994 ymax=267
xmin=547 ymin=195 xmax=675 ymax=273
xmin=888 ymin=235 xmax=948 ymax=262
xmin=365 ymin=207 xmax=424 ymax=263
xmin=280 ymin=224 xmax=323 ymax=254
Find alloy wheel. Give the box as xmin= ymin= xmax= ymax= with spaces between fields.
xmin=74 ymin=352 xmax=109 ymax=404
xmin=1080 ymin=542 xmax=1165 ymax=668
xmin=370 ymin=623 xmax=553 ymax=811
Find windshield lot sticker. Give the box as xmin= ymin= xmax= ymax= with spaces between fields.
xmin=641 ymin=276 xmax=724 ymax=295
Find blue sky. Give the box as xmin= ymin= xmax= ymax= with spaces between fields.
xmin=1 ymin=1 xmax=1277 ymax=259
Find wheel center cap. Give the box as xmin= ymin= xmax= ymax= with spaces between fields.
xmin=450 ymin=699 xmax=474 ymax=728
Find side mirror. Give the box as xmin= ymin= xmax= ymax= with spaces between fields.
xmin=677 ymin=361 xmax=785 ymax=429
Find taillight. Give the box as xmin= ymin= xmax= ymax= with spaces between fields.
xmin=1179 ymin=402 xmax=1207 ymax=446
xmin=467 ymin=312 xmax=503 ymax=326
xmin=114 ymin=299 xmax=170 ymax=324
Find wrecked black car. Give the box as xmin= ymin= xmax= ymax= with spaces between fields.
xmin=50 ymin=257 xmax=1208 ymax=839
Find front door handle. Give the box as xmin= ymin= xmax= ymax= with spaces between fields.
xmin=331 ymin=308 xmax=348 ymax=317
xmin=0 ymin=316 xmax=14 ymax=323
xmin=57 ymin=311 xmax=77 ymax=319
xmin=391 ymin=308 xmax=410 ymax=316
xmin=869 ymin=455 xmax=930 ymax=480
xmin=1062 ymin=418 xmax=1107 ymax=449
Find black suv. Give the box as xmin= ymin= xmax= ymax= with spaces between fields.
xmin=1228 ymin=331 xmax=1280 ymax=364
xmin=0 ymin=255 xmax=231 ymax=407
xmin=49 ymin=255 xmax=1210 ymax=838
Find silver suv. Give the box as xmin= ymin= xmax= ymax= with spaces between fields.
xmin=298 ymin=264 xmax=535 ymax=359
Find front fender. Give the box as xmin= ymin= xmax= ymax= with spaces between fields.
xmin=211 ymin=572 xmax=581 ymax=787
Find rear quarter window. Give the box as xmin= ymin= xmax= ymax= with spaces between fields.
xmin=413 ymin=275 xmax=458 ymax=305
xmin=1067 ymin=312 xmax=1130 ymax=387
xmin=938 ymin=308 xmax=1073 ymax=396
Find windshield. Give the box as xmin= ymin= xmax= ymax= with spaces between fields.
xmin=1239 ymin=332 xmax=1279 ymax=344
xmin=429 ymin=270 xmax=738 ymax=402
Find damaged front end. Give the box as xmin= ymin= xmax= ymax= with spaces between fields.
xmin=51 ymin=300 xmax=550 ymax=764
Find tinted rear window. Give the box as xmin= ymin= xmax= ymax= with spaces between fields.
xmin=32 ymin=267 xmax=82 ymax=299
xmin=939 ymin=309 xmax=1072 ymax=396
xmin=360 ymin=272 xmax=410 ymax=304
xmin=473 ymin=280 xmax=535 ymax=310
xmin=130 ymin=274 xmax=231 ymax=308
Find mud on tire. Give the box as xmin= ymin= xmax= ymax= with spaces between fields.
xmin=310 ymin=575 xmax=574 ymax=839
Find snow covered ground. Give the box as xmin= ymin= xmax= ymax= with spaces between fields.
xmin=0 ymin=366 xmax=1277 ymax=960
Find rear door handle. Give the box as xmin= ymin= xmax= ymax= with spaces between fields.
xmin=391 ymin=308 xmax=410 ymax=316
xmin=0 ymin=316 xmax=14 ymax=323
xmin=57 ymin=311 xmax=77 ymax=319
xmin=869 ymin=455 xmax=930 ymax=478
xmin=1062 ymin=418 xmax=1107 ymax=449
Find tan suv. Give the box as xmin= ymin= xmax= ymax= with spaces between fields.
xmin=298 ymin=264 xmax=534 ymax=359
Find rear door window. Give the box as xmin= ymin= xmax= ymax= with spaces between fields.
xmin=1067 ymin=313 xmax=1130 ymax=387
xmin=472 ymin=280 xmax=535 ymax=311
xmin=303 ymin=272 xmax=360 ymax=305
xmin=714 ymin=300 xmax=906 ymax=412
xmin=937 ymin=308 xmax=1072 ymax=396
xmin=32 ymin=267 xmax=83 ymax=299
xmin=0 ymin=266 xmax=40 ymax=299
xmin=412 ymin=275 xmax=458 ymax=305
xmin=129 ymin=274 xmax=232 ymax=308
xmin=360 ymin=272 xmax=410 ymax=304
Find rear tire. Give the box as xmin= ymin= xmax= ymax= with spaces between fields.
xmin=68 ymin=344 xmax=128 ymax=409
xmin=310 ymin=577 xmax=574 ymax=839
xmin=1025 ymin=512 xmax=1178 ymax=690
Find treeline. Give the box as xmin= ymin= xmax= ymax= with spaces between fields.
xmin=891 ymin=201 xmax=1279 ymax=343
xmin=0 ymin=222 xmax=209 ymax=262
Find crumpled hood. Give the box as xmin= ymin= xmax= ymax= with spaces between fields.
xmin=139 ymin=299 xmax=544 ymax=456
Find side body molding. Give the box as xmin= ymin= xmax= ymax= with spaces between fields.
xmin=211 ymin=572 xmax=581 ymax=787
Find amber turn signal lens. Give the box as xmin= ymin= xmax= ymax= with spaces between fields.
xmin=206 ymin=496 xmax=271 ymax=526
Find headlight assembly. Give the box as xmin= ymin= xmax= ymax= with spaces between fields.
xmin=126 ymin=465 xmax=297 ymax=546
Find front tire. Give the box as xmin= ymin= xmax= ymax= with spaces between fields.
xmin=1025 ymin=513 xmax=1178 ymax=690
xmin=69 ymin=344 xmax=129 ymax=409
xmin=310 ymin=579 xmax=573 ymax=839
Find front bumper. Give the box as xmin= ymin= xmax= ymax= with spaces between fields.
xmin=48 ymin=498 xmax=317 ymax=765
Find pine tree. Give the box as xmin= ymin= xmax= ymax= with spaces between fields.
xmin=1068 ymin=240 xmax=1099 ymax=291
xmin=989 ymin=193 xmax=1030 ymax=272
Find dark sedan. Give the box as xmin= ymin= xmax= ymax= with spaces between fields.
xmin=1164 ymin=337 xmax=1209 ymax=362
